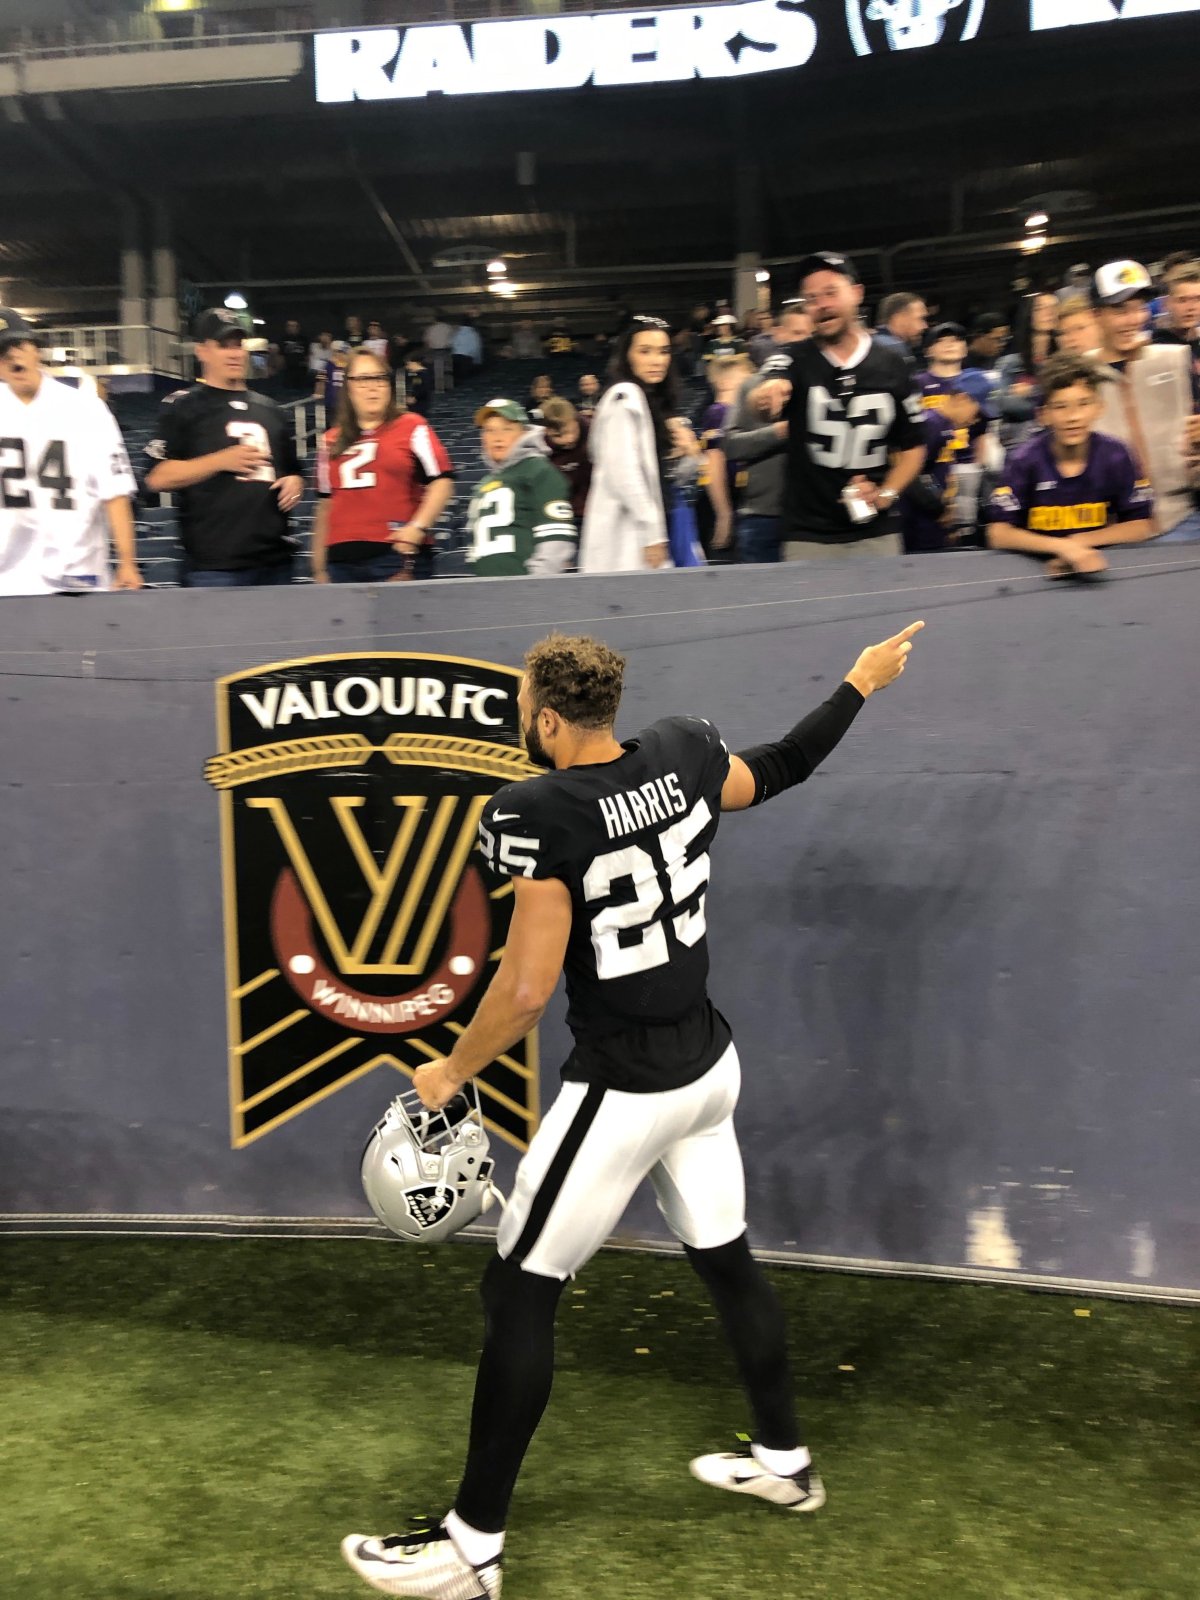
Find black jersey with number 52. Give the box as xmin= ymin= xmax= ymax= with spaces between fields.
xmin=763 ymin=337 xmax=924 ymax=541
xmin=478 ymin=716 xmax=731 ymax=1092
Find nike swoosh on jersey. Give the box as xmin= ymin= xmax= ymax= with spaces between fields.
xmin=490 ymin=811 xmax=521 ymax=823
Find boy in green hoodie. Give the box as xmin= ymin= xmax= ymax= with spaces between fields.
xmin=467 ymin=400 xmax=577 ymax=576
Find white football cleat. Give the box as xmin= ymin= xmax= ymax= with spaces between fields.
xmin=341 ymin=1519 xmax=502 ymax=1599
xmin=689 ymin=1450 xmax=826 ymax=1513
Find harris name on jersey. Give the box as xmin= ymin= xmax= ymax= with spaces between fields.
xmin=596 ymin=772 xmax=688 ymax=840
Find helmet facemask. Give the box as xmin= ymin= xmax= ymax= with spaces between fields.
xmin=361 ymin=1081 xmax=501 ymax=1243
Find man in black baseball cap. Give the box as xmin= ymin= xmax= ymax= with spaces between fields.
xmin=192 ymin=307 xmax=247 ymax=345
xmin=143 ymin=306 xmax=304 ymax=586
xmin=795 ymin=251 xmax=860 ymax=287
xmin=748 ymin=250 xmax=926 ymax=558
xmin=0 ymin=307 xmax=39 ymax=354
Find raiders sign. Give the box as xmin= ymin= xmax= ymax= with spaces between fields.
xmin=845 ymin=0 xmax=987 ymax=54
xmin=205 ymin=652 xmax=538 ymax=1149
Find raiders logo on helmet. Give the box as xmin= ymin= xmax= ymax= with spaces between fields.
xmin=403 ymin=1185 xmax=455 ymax=1229
xmin=845 ymin=0 xmax=988 ymax=55
xmin=362 ymin=1083 xmax=501 ymax=1243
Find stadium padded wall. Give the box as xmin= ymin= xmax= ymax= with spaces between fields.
xmin=2 ymin=549 xmax=1199 ymax=1299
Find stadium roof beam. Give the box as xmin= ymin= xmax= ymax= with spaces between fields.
xmin=345 ymin=144 xmax=433 ymax=297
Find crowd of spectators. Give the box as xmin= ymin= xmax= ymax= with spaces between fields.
xmin=1 ymin=250 xmax=1198 ymax=594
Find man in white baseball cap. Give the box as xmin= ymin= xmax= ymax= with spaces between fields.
xmin=1088 ymin=260 xmax=1200 ymax=541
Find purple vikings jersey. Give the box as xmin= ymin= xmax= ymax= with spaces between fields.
xmin=914 ymin=371 xmax=988 ymax=456
xmin=987 ymin=431 xmax=1153 ymax=535
xmin=901 ymin=411 xmax=961 ymax=553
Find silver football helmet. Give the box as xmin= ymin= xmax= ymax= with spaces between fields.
xmin=361 ymin=1082 xmax=501 ymax=1244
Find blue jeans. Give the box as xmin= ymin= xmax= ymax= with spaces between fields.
xmin=184 ymin=560 xmax=294 ymax=588
xmin=1153 ymin=511 xmax=1200 ymax=544
xmin=327 ymin=546 xmax=435 ymax=583
xmin=737 ymin=513 xmax=783 ymax=564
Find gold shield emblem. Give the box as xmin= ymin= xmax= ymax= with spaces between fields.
xmin=206 ymin=652 xmax=537 ymax=1148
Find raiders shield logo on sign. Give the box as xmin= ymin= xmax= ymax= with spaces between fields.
xmin=205 ymin=652 xmax=537 ymax=1149
xmin=845 ymin=0 xmax=987 ymax=54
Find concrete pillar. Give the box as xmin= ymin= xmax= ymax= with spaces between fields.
xmin=733 ymin=252 xmax=764 ymax=322
xmin=733 ymin=156 xmax=766 ymax=318
xmin=118 ymin=205 xmax=148 ymax=368
xmin=150 ymin=202 xmax=180 ymax=375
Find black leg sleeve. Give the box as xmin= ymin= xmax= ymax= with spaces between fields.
xmin=684 ymin=1234 xmax=800 ymax=1452
xmin=453 ymin=1253 xmax=567 ymax=1534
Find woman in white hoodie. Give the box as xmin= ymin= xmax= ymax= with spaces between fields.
xmin=580 ymin=315 xmax=702 ymax=573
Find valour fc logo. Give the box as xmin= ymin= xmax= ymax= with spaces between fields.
xmin=205 ymin=652 xmax=537 ymax=1149
xmin=846 ymin=0 xmax=987 ymax=53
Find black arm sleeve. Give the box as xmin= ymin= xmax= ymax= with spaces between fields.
xmin=736 ymin=681 xmax=865 ymax=806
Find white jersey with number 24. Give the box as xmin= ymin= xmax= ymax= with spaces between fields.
xmin=0 ymin=374 xmax=136 ymax=596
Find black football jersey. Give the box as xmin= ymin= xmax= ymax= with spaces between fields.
xmin=144 ymin=384 xmax=300 ymax=570
xmin=763 ymin=337 xmax=925 ymax=541
xmin=478 ymin=716 xmax=732 ymax=1092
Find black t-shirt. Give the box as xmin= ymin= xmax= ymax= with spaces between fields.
xmin=145 ymin=384 xmax=300 ymax=570
xmin=478 ymin=716 xmax=732 ymax=1092
xmin=764 ymin=337 xmax=925 ymax=540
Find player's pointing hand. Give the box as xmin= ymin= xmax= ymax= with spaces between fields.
xmin=845 ymin=620 xmax=925 ymax=698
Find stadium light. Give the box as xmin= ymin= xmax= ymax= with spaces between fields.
xmin=1025 ymin=211 xmax=1050 ymax=231
xmin=224 ymin=291 xmax=248 ymax=311
xmin=489 ymin=282 xmax=518 ymax=297
xmin=486 ymin=259 xmax=507 ymax=276
xmin=1022 ymin=234 xmax=1048 ymax=254
xmin=755 ymin=270 xmax=770 ymax=283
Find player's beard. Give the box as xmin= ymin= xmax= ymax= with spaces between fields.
xmin=523 ymin=717 xmax=554 ymax=770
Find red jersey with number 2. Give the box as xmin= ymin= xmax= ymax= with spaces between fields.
xmin=317 ymin=415 xmax=453 ymax=548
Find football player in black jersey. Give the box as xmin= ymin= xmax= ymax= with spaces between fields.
xmin=753 ymin=252 xmax=927 ymax=561
xmin=342 ymin=625 xmax=923 ymax=1600
xmin=144 ymin=308 xmax=303 ymax=586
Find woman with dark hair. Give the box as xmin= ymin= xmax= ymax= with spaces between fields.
xmin=997 ymin=291 xmax=1060 ymax=447
xmin=311 ymin=348 xmax=455 ymax=583
xmin=580 ymin=315 xmax=703 ymax=572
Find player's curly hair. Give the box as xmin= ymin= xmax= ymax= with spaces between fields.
xmin=523 ymin=634 xmax=626 ymax=730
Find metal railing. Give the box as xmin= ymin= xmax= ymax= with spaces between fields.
xmin=39 ymin=323 xmax=186 ymax=378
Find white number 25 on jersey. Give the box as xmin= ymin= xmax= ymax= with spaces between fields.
xmin=583 ymin=800 xmax=711 ymax=979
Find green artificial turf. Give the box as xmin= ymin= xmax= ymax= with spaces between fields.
xmin=1 ymin=1239 xmax=1196 ymax=1599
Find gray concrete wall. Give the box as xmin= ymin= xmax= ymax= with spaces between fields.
xmin=3 ymin=547 xmax=1198 ymax=1295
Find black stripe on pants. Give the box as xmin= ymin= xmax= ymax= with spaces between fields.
xmin=505 ymin=1081 xmax=607 ymax=1267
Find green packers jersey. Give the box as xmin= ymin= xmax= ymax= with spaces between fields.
xmin=467 ymin=453 xmax=576 ymax=577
